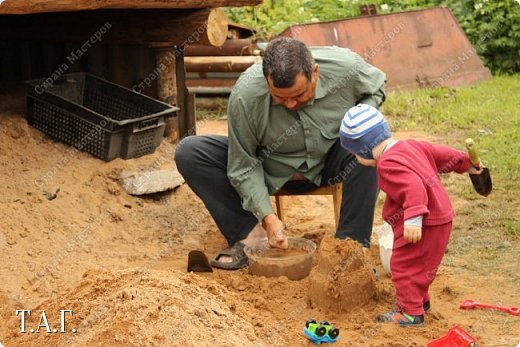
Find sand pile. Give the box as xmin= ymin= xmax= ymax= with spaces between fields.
xmin=1 ymin=85 xmax=515 ymax=345
xmin=308 ymin=235 xmax=376 ymax=313
xmin=2 ymin=268 xmax=258 ymax=347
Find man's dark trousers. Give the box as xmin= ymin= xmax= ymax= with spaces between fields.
xmin=175 ymin=135 xmax=378 ymax=247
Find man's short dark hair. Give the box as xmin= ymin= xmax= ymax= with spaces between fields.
xmin=262 ymin=37 xmax=314 ymax=88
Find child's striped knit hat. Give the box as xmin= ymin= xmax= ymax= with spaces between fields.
xmin=339 ymin=104 xmax=392 ymax=159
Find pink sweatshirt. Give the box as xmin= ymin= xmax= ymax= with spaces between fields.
xmin=377 ymin=140 xmax=471 ymax=248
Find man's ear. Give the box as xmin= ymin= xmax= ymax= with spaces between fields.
xmin=312 ymin=64 xmax=319 ymax=82
xmin=266 ymin=75 xmax=274 ymax=88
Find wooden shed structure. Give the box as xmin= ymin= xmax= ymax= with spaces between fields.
xmin=0 ymin=0 xmax=261 ymax=139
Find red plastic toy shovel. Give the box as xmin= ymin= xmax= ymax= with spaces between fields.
xmin=460 ymin=299 xmax=520 ymax=316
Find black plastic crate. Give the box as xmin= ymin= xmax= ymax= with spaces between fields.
xmin=25 ymin=73 xmax=178 ymax=161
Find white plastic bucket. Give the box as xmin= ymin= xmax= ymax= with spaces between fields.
xmin=376 ymin=223 xmax=394 ymax=276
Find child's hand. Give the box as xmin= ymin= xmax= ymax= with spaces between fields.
xmin=404 ymin=225 xmax=422 ymax=243
xmin=468 ymin=163 xmax=484 ymax=175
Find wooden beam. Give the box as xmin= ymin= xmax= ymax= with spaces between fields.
xmin=185 ymin=38 xmax=259 ymax=56
xmin=0 ymin=8 xmax=228 ymax=46
xmin=185 ymin=56 xmax=261 ymax=72
xmin=0 ymin=0 xmax=263 ymax=15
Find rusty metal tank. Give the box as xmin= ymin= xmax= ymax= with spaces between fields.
xmin=279 ymin=6 xmax=491 ymax=90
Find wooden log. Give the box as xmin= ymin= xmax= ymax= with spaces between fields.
xmin=186 ymin=78 xmax=237 ymax=88
xmin=153 ymin=47 xmax=177 ymax=106
xmin=0 ymin=0 xmax=262 ymax=15
xmin=148 ymin=44 xmax=178 ymax=139
xmin=205 ymin=7 xmax=228 ymax=47
xmin=185 ymin=38 xmax=259 ymax=56
xmin=185 ymin=56 xmax=261 ymax=73
xmin=0 ymin=8 xmax=228 ymax=46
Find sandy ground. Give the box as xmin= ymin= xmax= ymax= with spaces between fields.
xmin=0 ymin=87 xmax=519 ymax=346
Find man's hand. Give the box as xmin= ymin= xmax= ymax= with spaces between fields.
xmin=262 ymin=214 xmax=289 ymax=249
xmin=403 ymin=225 xmax=422 ymax=244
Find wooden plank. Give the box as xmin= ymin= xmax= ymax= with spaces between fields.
xmin=185 ymin=39 xmax=259 ymax=56
xmin=185 ymin=55 xmax=261 ymax=72
xmin=0 ymin=0 xmax=262 ymax=15
xmin=175 ymin=48 xmax=190 ymax=140
xmin=186 ymin=91 xmax=196 ymax=136
xmin=0 ymin=8 xmax=228 ymax=46
xmin=174 ymin=49 xmax=197 ymax=140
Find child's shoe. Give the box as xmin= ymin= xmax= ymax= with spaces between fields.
xmin=376 ymin=309 xmax=424 ymax=326
xmin=423 ymin=300 xmax=431 ymax=312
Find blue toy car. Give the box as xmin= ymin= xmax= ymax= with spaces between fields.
xmin=304 ymin=320 xmax=340 ymax=345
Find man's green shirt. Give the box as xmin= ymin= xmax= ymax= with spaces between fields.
xmin=227 ymin=46 xmax=386 ymax=221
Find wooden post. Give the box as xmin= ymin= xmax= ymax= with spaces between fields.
xmin=149 ymin=43 xmax=178 ymax=141
xmin=175 ymin=46 xmax=192 ymax=141
xmin=153 ymin=46 xmax=177 ymax=105
xmin=186 ymin=90 xmax=196 ymax=136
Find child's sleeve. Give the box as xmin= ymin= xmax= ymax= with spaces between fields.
xmin=404 ymin=215 xmax=423 ymax=227
xmin=428 ymin=143 xmax=471 ymax=174
xmin=378 ymin=160 xmax=429 ymax=221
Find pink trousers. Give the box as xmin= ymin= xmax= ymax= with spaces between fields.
xmin=390 ymin=222 xmax=452 ymax=315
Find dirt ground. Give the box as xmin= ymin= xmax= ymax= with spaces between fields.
xmin=0 ymin=86 xmax=519 ymax=346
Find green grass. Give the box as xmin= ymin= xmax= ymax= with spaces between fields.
xmin=383 ymin=74 xmax=520 ymax=238
xmin=195 ymin=97 xmax=228 ymax=120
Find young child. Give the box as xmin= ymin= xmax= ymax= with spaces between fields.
xmin=339 ymin=104 xmax=483 ymax=326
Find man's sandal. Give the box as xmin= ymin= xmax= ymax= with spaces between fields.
xmin=211 ymin=242 xmax=249 ymax=270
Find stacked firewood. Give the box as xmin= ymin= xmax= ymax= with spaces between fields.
xmin=185 ymin=27 xmax=262 ymax=94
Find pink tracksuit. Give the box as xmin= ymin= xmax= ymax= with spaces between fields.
xmin=377 ymin=140 xmax=471 ymax=315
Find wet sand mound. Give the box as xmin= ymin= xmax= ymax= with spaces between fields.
xmin=308 ymin=235 xmax=376 ymax=313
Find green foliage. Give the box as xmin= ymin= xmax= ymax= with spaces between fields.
xmin=449 ymin=0 xmax=520 ymax=73
xmin=225 ymin=0 xmax=520 ymax=72
xmin=225 ymin=0 xmax=358 ymax=39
